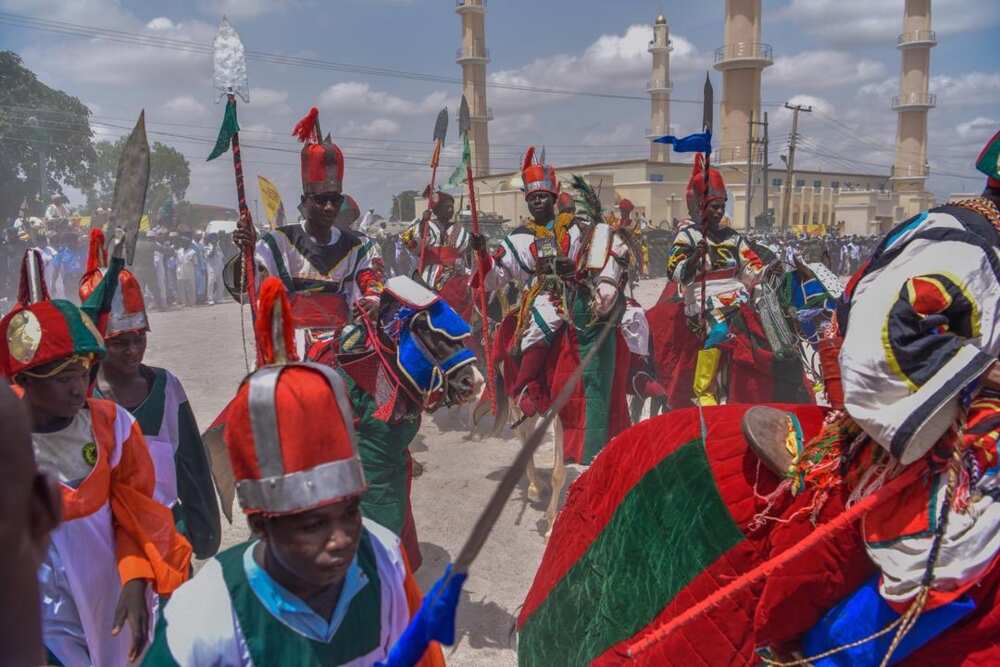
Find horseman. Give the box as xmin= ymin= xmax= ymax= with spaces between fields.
xmin=666 ymin=154 xmax=766 ymax=405
xmin=231 ymin=107 xmax=383 ymax=351
xmin=472 ymin=147 xmax=585 ymax=417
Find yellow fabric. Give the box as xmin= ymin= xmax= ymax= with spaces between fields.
xmin=258 ymin=175 xmax=286 ymax=230
xmin=692 ymin=347 xmax=721 ymax=406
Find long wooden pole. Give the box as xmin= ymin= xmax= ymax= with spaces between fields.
xmin=418 ymin=140 xmax=443 ymax=275
xmin=228 ymin=94 xmax=259 ymax=350
xmin=465 ymin=156 xmax=495 ymax=412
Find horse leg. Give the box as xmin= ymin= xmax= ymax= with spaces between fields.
xmin=544 ymin=418 xmax=566 ymax=539
xmin=521 ymin=414 xmax=543 ymax=503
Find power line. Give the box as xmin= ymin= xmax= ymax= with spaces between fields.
xmin=0 ymin=11 xmax=789 ymax=107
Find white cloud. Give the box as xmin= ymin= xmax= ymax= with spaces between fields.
xmin=162 ymin=95 xmax=208 ymax=117
xmin=146 ymin=17 xmax=176 ymax=31
xmin=319 ymin=82 xmax=451 ymax=116
xmin=956 ymin=117 xmax=998 ymax=141
xmin=248 ymin=87 xmax=291 ymax=114
xmin=339 ymin=118 xmax=401 ymax=140
xmin=488 ymin=24 xmax=708 ymax=114
xmin=931 ymin=73 xmax=1000 ymax=105
xmin=781 ymin=0 xmax=1000 ymax=45
xmin=582 ymin=123 xmax=637 ymax=146
xmin=766 ymin=50 xmax=886 ymax=90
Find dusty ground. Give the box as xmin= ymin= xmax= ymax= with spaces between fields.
xmin=143 ymin=277 xmax=669 ymax=666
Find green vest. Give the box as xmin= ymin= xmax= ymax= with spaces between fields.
xmin=217 ymin=537 xmax=384 ymax=666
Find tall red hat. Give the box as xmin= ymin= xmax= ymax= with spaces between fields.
xmin=521 ymin=146 xmax=559 ymax=197
xmin=686 ymin=153 xmax=727 ymax=220
xmin=78 ymin=229 xmax=149 ymax=338
xmin=292 ymin=107 xmax=345 ymax=196
xmin=1 ymin=249 xmax=105 ymax=378
xmin=225 ymin=277 xmax=365 ymax=516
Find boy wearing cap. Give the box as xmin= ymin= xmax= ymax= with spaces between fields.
xmin=1 ymin=249 xmax=192 ymax=666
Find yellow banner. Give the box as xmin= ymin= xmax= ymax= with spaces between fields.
xmin=257 ymin=175 xmax=286 ymax=229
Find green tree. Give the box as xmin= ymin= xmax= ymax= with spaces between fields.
xmin=0 ymin=51 xmax=96 ymax=220
xmin=85 ymin=138 xmax=191 ymax=219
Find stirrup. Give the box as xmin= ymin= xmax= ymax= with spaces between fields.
xmin=741 ymin=406 xmax=797 ymax=477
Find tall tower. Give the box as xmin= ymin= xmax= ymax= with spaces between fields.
xmin=648 ymin=14 xmax=673 ymax=163
xmin=456 ymin=0 xmax=490 ymax=176
xmin=891 ymin=0 xmax=935 ymax=193
xmin=714 ymin=0 xmax=772 ymax=165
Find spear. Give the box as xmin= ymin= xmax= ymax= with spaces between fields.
xmin=699 ymin=73 xmax=714 ymax=335
xmin=458 ymin=95 xmax=495 ymax=412
xmin=208 ymin=18 xmax=259 ymax=334
xmin=418 ymin=108 xmax=449 ymax=275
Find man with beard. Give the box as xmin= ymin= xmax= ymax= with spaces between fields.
xmin=232 ymin=107 xmax=383 ymax=350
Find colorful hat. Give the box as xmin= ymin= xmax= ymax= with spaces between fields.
xmin=686 ymin=153 xmax=727 ymax=220
xmin=78 ymin=229 xmax=149 ymax=338
xmin=1 ymin=249 xmax=105 ymax=378
xmin=521 ymin=146 xmax=559 ymax=197
xmin=975 ymin=128 xmax=1000 ymax=189
xmin=224 ymin=277 xmax=365 ymax=516
xmin=293 ymin=107 xmax=345 ymax=196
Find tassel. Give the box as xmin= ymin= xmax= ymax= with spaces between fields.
xmin=255 ymin=277 xmax=297 ymax=365
xmin=292 ymin=107 xmax=320 ymax=143
xmin=85 ymin=228 xmax=108 ymax=274
xmin=521 ymin=146 xmax=535 ymax=173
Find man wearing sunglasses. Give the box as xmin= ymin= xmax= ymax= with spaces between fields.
xmin=232 ymin=107 xmax=383 ymax=351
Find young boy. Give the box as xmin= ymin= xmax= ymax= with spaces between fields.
xmin=1 ymin=249 xmax=192 ymax=666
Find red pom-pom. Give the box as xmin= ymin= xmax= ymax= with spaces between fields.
xmin=255 ymin=276 xmax=298 ymax=365
xmin=292 ymin=107 xmax=319 ymax=143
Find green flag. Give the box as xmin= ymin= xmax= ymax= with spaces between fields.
xmin=447 ymin=132 xmax=471 ymax=187
xmin=207 ymin=97 xmax=240 ymax=161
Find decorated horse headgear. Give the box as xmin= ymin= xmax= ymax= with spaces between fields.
xmin=293 ymin=107 xmax=345 ymax=196
xmin=379 ymin=276 xmax=476 ymax=411
xmin=686 ymin=153 xmax=727 ymax=220
xmin=78 ymin=229 xmax=149 ymax=338
xmin=1 ymin=249 xmax=105 ymax=379
xmin=224 ymin=277 xmax=366 ymax=516
xmin=976 ymin=127 xmax=1000 ymax=189
xmin=521 ymin=146 xmax=559 ymax=197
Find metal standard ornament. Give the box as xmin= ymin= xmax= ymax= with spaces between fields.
xmin=110 ymin=112 xmax=151 ymax=265
xmin=213 ymin=17 xmax=249 ymax=103
xmin=6 ymin=310 xmax=41 ymax=364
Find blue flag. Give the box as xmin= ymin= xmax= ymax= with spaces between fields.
xmin=653 ymin=130 xmax=712 ymax=154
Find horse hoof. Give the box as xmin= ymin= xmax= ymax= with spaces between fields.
xmin=527 ymin=483 xmax=542 ymax=503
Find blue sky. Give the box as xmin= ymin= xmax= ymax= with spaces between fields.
xmin=1 ymin=0 xmax=997 ymax=216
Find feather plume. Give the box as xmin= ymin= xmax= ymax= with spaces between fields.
xmin=292 ymin=107 xmax=319 ymax=143
xmin=255 ymin=276 xmax=298 ymax=365
xmin=85 ymin=228 xmax=108 ymax=274
xmin=521 ymin=146 xmax=536 ymax=172
xmin=570 ymin=174 xmax=603 ymax=224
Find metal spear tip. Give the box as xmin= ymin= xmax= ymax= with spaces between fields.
xmin=433 ymin=107 xmax=449 ymax=144
xmin=458 ymin=95 xmax=471 ymax=135
xmin=214 ymin=16 xmax=249 ymax=104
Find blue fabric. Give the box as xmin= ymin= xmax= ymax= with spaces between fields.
xmin=801 ymin=575 xmax=975 ymax=666
xmin=396 ymin=299 xmax=474 ymax=393
xmin=652 ymin=130 xmax=712 ymax=153
xmin=703 ymin=321 xmax=729 ymax=349
xmin=883 ymin=212 xmax=928 ymax=251
xmin=378 ymin=564 xmax=467 ymax=667
xmin=242 ymin=540 xmax=368 ymax=642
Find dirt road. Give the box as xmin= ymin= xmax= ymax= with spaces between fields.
xmin=143 ymin=277 xmax=668 ymax=666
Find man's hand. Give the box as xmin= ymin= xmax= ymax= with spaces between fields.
xmin=420 ymin=209 xmax=433 ymax=224
xmin=232 ymin=212 xmax=257 ymax=252
xmin=470 ymin=233 xmax=487 ymax=253
xmin=982 ymin=361 xmax=1000 ymax=392
xmin=112 ymin=578 xmax=149 ymax=663
xmin=355 ymin=295 xmax=380 ymax=323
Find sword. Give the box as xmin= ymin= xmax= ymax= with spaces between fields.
xmin=109 ymin=111 xmax=150 ymax=266
xmin=418 ymin=107 xmax=449 ymax=276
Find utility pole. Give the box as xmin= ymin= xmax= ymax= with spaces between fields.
xmin=745 ymin=111 xmax=769 ymax=231
xmin=781 ymin=102 xmax=811 ymax=233
xmin=762 ymin=111 xmax=769 ymax=230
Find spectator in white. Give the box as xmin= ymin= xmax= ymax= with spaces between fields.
xmin=358 ymin=208 xmax=378 ymax=237
xmin=175 ymin=235 xmax=198 ymax=307
xmin=44 ymin=194 xmax=70 ymax=222
xmin=203 ymin=232 xmax=226 ymax=305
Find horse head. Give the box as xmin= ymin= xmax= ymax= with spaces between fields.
xmin=362 ymin=275 xmax=484 ymax=413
